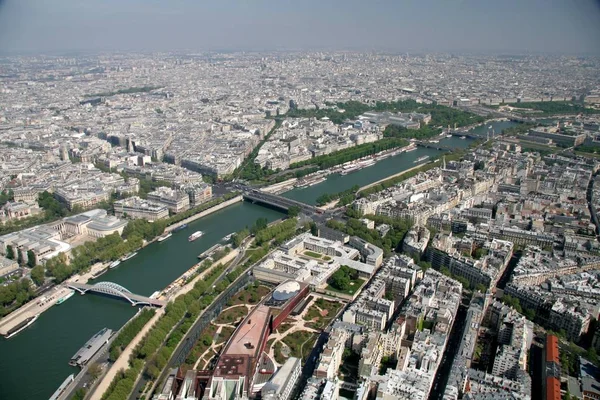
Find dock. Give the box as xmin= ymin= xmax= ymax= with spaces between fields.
xmin=197 ymin=244 xmax=223 ymax=260
xmin=70 ymin=328 xmax=113 ymax=367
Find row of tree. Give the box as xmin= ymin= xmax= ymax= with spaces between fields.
xmin=510 ymin=101 xmax=600 ymax=116
xmin=289 ymin=138 xmax=408 ymax=170
xmin=0 ymin=279 xmax=35 ymax=317
xmin=109 ymin=308 xmax=156 ymax=361
xmin=316 ymin=185 xmax=360 ymax=207
xmin=102 ymin=261 xmax=229 ymax=400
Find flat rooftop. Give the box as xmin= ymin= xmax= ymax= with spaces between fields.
xmin=224 ymin=305 xmax=270 ymax=358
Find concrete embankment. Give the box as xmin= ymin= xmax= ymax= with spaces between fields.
xmin=165 ymin=195 xmax=243 ymax=232
xmin=357 ymin=162 xmax=429 ymax=194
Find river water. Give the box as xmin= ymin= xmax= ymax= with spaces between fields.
xmin=0 ymin=120 xmax=518 ymax=400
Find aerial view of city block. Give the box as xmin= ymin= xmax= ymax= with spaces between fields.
xmin=0 ymin=1 xmax=599 ymax=400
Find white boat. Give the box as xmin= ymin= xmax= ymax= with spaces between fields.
xmin=446 ymin=134 xmax=453 ymax=138
xmin=121 ymin=252 xmax=138 ymax=261
xmin=157 ymin=232 xmax=172 ymax=242
xmin=5 ymin=314 xmax=38 ymax=339
xmin=56 ymin=291 xmax=75 ymax=305
xmin=188 ymin=231 xmax=204 ymax=242
xmin=405 ymin=146 xmax=417 ymax=152
xmin=109 ymin=260 xmax=121 ymax=269
xmin=460 ymin=136 xmax=466 ymax=139
xmin=488 ymin=125 xmax=493 ymax=129
xmin=414 ymin=155 xmax=430 ymax=163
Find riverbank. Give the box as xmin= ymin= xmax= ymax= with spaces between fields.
xmin=165 ymin=195 xmax=243 ymax=233
xmin=357 ymin=161 xmax=429 ymax=194
xmin=0 ymin=285 xmax=73 ymax=337
xmin=265 ymin=143 xmax=417 ymax=195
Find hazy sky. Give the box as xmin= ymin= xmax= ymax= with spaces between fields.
xmin=0 ymin=0 xmax=599 ymax=55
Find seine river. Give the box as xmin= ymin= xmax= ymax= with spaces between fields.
xmin=0 ymin=120 xmax=518 ymax=399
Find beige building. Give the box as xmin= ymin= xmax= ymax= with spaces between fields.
xmin=113 ymin=197 xmax=169 ymax=222
xmin=0 ymin=256 xmax=19 ymax=277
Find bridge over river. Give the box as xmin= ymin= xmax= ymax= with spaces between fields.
xmin=67 ymin=282 xmax=166 ymax=307
xmin=242 ymin=189 xmax=322 ymax=215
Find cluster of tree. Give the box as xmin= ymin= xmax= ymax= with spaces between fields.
xmin=575 ymin=145 xmax=600 ymax=155
xmin=328 ymin=265 xmax=359 ymax=291
xmin=38 ymin=191 xmax=69 ymax=219
xmin=0 ymin=279 xmax=35 ymax=317
xmin=510 ymin=101 xmax=600 ymax=116
xmin=254 ymin=218 xmax=298 ymax=246
xmin=326 ymin=215 xmax=412 ymax=257
xmin=316 ymin=185 xmax=359 ymax=207
xmin=122 ymin=219 xmax=167 ymax=242
xmin=30 ymin=265 xmax=45 ymax=286
xmin=0 ymin=189 xmax=14 ymax=207
xmin=289 ymin=138 xmax=408 ymax=170
xmin=137 ymin=179 xmax=173 ymax=200
xmin=46 ymin=232 xmax=143 ymax=282
xmin=109 ymin=308 xmax=156 ymax=361
xmin=500 ymin=294 xmax=536 ymax=321
xmin=233 ymin=121 xmax=281 ymax=181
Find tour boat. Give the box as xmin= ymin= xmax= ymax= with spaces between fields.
xmin=188 ymin=231 xmax=204 ymax=242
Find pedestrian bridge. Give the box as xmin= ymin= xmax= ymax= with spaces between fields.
xmin=67 ymin=282 xmax=166 ymax=307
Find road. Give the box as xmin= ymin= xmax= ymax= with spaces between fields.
xmin=428 ymin=302 xmax=468 ymax=400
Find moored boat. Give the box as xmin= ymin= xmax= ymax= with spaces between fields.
xmin=173 ymin=224 xmax=188 ymax=233
xmin=5 ymin=314 xmax=39 ymax=339
xmin=56 ymin=290 xmax=75 ymax=305
xmin=121 ymin=252 xmax=138 ymax=261
xmin=109 ymin=260 xmax=121 ymax=269
xmin=157 ymin=232 xmax=173 ymax=242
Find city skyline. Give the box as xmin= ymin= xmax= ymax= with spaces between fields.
xmin=0 ymin=0 xmax=599 ymax=55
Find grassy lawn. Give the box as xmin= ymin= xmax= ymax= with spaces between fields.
xmin=230 ymin=284 xmax=271 ymax=306
xmin=185 ymin=324 xmax=217 ymax=365
xmin=215 ymin=326 xmax=235 ymax=345
xmin=277 ymin=321 xmax=294 ymax=334
xmin=304 ymin=298 xmax=343 ymax=330
xmin=304 ymin=250 xmax=323 ymax=259
xmin=214 ymin=305 xmax=249 ymax=325
xmin=326 ymin=278 xmax=365 ymax=296
xmin=274 ymin=341 xmax=286 ymax=364
xmin=282 ymin=330 xmax=319 ymax=361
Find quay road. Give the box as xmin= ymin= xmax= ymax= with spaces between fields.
xmin=0 ymin=285 xmax=73 ymax=337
